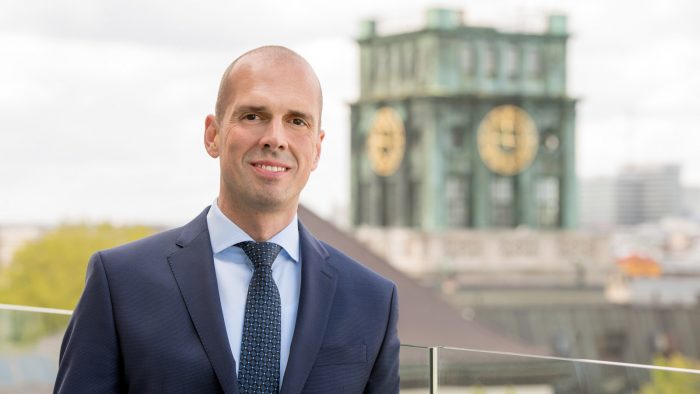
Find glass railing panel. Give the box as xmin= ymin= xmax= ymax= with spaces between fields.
xmin=0 ymin=304 xmax=71 ymax=393
xmin=436 ymin=346 xmax=567 ymax=393
xmin=400 ymin=344 xmax=431 ymax=393
xmin=436 ymin=346 xmax=700 ymax=394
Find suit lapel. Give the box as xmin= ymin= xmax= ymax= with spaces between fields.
xmin=280 ymin=222 xmax=338 ymax=394
xmin=167 ymin=208 xmax=238 ymax=394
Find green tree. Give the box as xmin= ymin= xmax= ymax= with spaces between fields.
xmin=640 ymin=353 xmax=700 ymax=394
xmin=0 ymin=223 xmax=154 ymax=310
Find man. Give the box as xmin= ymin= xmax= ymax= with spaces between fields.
xmin=55 ymin=46 xmax=399 ymax=393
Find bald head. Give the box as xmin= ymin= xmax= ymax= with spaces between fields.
xmin=214 ymin=46 xmax=323 ymax=125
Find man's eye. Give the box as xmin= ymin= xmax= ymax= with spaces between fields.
xmin=292 ymin=118 xmax=307 ymax=126
xmin=244 ymin=114 xmax=259 ymax=121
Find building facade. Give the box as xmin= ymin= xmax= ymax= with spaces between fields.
xmin=580 ymin=164 xmax=684 ymax=228
xmin=617 ymin=164 xmax=682 ymax=225
xmin=350 ymin=9 xmax=578 ymax=230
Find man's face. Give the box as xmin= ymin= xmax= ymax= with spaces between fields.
xmin=205 ymin=58 xmax=324 ymax=215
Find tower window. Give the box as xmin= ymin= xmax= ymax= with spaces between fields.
xmin=402 ymin=42 xmax=415 ymax=80
xmin=536 ymin=176 xmax=560 ymax=227
xmin=451 ymin=126 xmax=465 ymax=148
xmin=460 ymin=42 xmax=474 ymax=76
xmin=526 ymin=47 xmax=544 ymax=79
xmin=446 ymin=177 xmax=468 ymax=227
xmin=409 ymin=180 xmax=422 ymax=227
xmin=484 ymin=45 xmax=498 ymax=78
xmin=491 ymin=177 xmax=514 ymax=227
xmin=505 ymin=44 xmax=519 ymax=80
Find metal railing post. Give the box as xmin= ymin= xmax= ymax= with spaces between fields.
xmin=429 ymin=346 xmax=439 ymax=394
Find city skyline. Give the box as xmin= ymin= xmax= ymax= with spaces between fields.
xmin=2 ymin=0 xmax=699 ymax=225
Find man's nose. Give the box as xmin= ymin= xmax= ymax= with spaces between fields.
xmin=259 ymin=119 xmax=288 ymax=151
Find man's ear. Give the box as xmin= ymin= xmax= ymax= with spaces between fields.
xmin=312 ymin=129 xmax=325 ymax=170
xmin=204 ymin=114 xmax=220 ymax=158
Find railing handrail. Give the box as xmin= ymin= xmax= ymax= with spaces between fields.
xmin=400 ymin=344 xmax=700 ymax=375
xmin=0 ymin=303 xmax=73 ymax=316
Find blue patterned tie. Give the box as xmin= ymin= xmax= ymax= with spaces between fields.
xmin=236 ymin=241 xmax=283 ymax=394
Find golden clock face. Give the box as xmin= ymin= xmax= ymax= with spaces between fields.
xmin=477 ymin=105 xmax=539 ymax=176
xmin=366 ymin=107 xmax=406 ymax=177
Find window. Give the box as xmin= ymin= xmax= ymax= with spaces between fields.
xmin=536 ymin=177 xmax=560 ymax=227
xmin=402 ymin=42 xmax=415 ymax=80
xmin=390 ymin=45 xmax=401 ymax=86
xmin=409 ymin=180 xmax=422 ymax=227
xmin=526 ymin=47 xmax=544 ymax=79
xmin=483 ymin=45 xmax=498 ymax=78
xmin=383 ymin=181 xmax=398 ymax=226
xmin=451 ymin=126 xmax=465 ymax=148
xmin=459 ymin=42 xmax=474 ymax=76
xmin=375 ymin=48 xmax=387 ymax=86
xmin=505 ymin=44 xmax=519 ymax=80
xmin=446 ymin=177 xmax=468 ymax=227
xmin=359 ymin=182 xmax=372 ymax=225
xmin=491 ymin=177 xmax=514 ymax=227
xmin=414 ymin=43 xmax=431 ymax=85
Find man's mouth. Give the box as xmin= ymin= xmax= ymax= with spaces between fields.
xmin=254 ymin=163 xmax=288 ymax=172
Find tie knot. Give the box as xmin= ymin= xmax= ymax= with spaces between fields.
xmin=236 ymin=241 xmax=282 ymax=270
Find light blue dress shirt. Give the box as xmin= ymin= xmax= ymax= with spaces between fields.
xmin=206 ymin=201 xmax=301 ymax=385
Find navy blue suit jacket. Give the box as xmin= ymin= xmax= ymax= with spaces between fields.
xmin=55 ymin=208 xmax=399 ymax=393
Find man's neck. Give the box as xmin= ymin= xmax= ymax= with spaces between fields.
xmin=217 ymin=199 xmax=296 ymax=242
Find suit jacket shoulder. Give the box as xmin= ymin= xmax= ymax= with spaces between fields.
xmin=97 ymin=209 xmax=208 ymax=271
xmin=318 ymin=240 xmax=396 ymax=291
xmin=56 ymin=208 xmax=230 ymax=393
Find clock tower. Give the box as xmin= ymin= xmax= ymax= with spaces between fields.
xmin=350 ymin=9 xmax=577 ymax=229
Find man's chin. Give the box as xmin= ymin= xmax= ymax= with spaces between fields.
xmin=246 ymin=191 xmax=294 ymax=212
xmin=221 ymin=183 xmax=298 ymax=213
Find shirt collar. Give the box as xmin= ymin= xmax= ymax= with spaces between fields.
xmin=206 ymin=199 xmax=300 ymax=263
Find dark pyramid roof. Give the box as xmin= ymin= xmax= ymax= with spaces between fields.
xmin=298 ymin=206 xmax=548 ymax=356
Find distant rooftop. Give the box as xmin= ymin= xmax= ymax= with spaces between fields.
xmin=359 ymin=7 xmax=568 ymax=39
xmin=299 ymin=205 xmax=547 ymax=355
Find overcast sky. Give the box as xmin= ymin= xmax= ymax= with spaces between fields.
xmin=1 ymin=0 xmax=699 ymax=226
